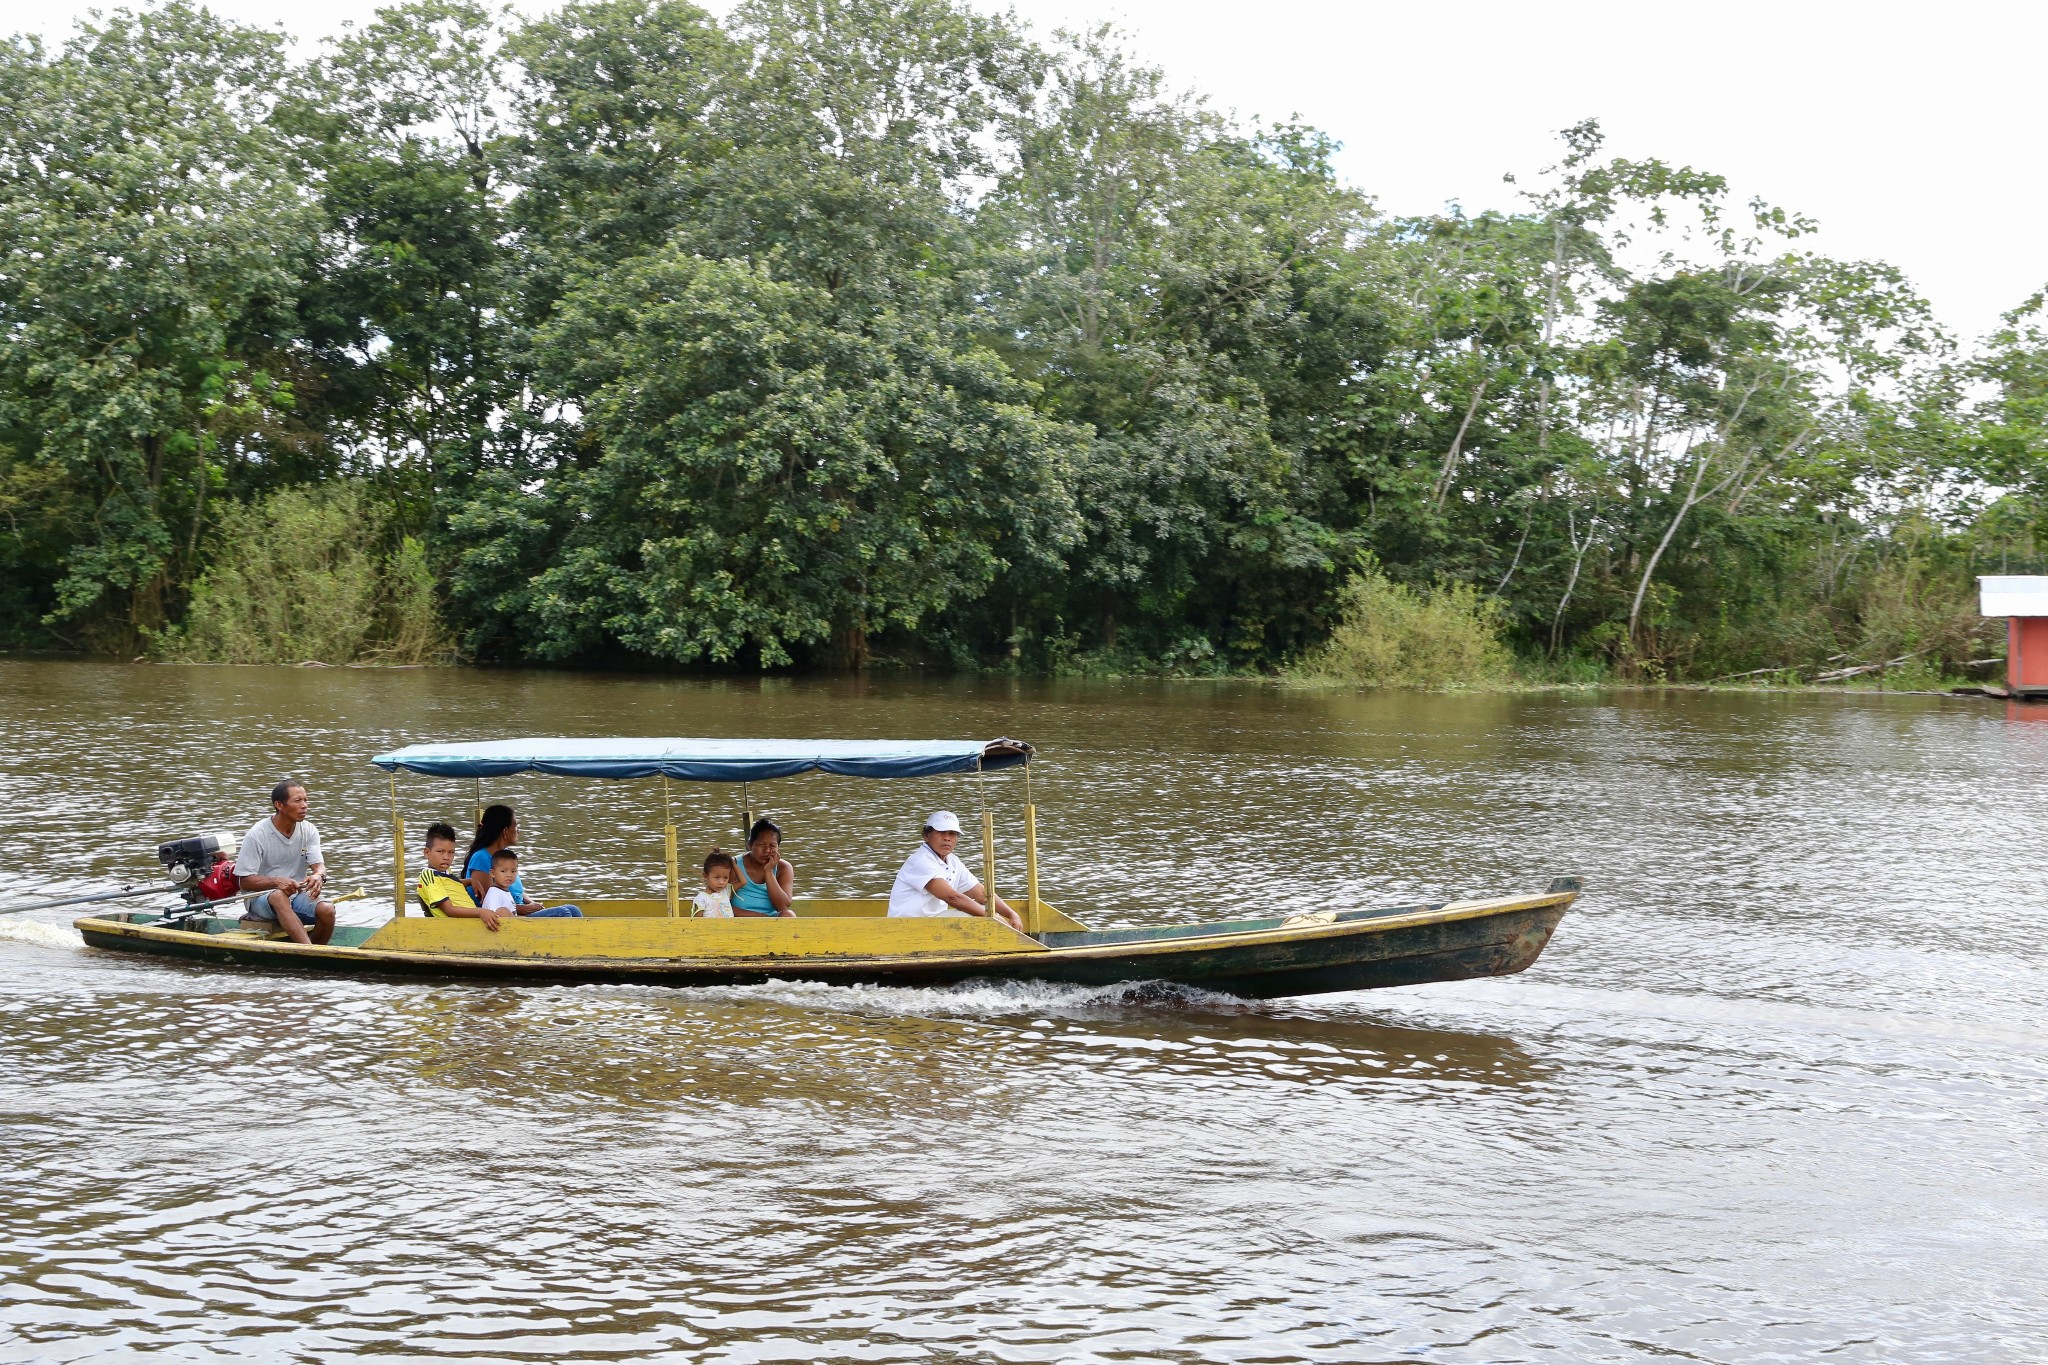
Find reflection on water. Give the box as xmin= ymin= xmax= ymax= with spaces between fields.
xmin=2 ymin=662 xmax=2045 ymax=1362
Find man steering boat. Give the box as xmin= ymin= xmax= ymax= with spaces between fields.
xmin=235 ymin=779 xmax=336 ymax=945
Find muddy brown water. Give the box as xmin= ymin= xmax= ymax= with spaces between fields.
xmin=1 ymin=660 xmax=2044 ymax=1363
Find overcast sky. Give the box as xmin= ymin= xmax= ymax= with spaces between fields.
xmin=24 ymin=0 xmax=2046 ymax=342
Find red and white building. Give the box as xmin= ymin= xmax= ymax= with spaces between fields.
xmin=1980 ymin=575 xmax=2048 ymax=696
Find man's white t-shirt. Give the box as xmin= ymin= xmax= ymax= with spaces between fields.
xmin=888 ymin=843 xmax=977 ymax=917
xmin=481 ymin=886 xmax=519 ymax=913
xmin=235 ymin=817 xmax=322 ymax=882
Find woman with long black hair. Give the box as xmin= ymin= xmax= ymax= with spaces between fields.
xmin=732 ymin=817 xmax=795 ymax=917
xmin=463 ymin=804 xmax=583 ymax=918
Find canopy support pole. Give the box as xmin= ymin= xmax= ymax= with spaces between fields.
xmin=741 ymin=781 xmax=752 ymax=840
xmin=663 ymin=777 xmax=680 ymax=918
xmin=474 ymin=778 xmax=483 ymax=832
xmin=977 ymin=765 xmax=995 ymax=910
xmin=1023 ymin=761 xmax=1040 ymax=936
xmin=389 ymin=773 xmax=407 ymax=917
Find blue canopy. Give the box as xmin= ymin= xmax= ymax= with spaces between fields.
xmin=370 ymin=737 xmax=1033 ymax=782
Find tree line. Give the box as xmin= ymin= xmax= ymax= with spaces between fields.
xmin=4 ymin=0 xmax=2045 ymax=678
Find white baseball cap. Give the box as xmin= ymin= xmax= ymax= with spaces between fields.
xmin=925 ymin=810 xmax=963 ymax=834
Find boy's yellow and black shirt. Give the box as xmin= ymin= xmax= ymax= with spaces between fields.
xmin=415 ymin=869 xmax=476 ymax=916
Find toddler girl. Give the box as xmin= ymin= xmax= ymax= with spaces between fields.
xmin=694 ymin=850 xmax=737 ymax=917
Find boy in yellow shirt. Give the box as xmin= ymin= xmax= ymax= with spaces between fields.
xmin=416 ymin=822 xmax=508 ymax=931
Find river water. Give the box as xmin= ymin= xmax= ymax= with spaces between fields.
xmin=0 ymin=660 xmax=2043 ymax=1363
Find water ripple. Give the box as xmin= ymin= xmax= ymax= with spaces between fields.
xmin=2 ymin=665 xmax=2045 ymax=1361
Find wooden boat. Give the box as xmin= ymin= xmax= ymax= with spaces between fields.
xmin=77 ymin=737 xmax=1579 ymax=1000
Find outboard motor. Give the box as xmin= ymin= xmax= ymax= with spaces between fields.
xmin=157 ymin=833 xmax=241 ymax=920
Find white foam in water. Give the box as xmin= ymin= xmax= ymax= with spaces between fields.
xmin=566 ymin=974 xmax=1260 ymax=1020
xmin=0 ymin=917 xmax=85 ymax=951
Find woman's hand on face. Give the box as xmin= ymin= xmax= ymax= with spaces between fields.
xmin=755 ymin=844 xmax=793 ymax=910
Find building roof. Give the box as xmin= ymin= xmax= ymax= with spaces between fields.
xmin=1980 ymin=576 xmax=2048 ymax=617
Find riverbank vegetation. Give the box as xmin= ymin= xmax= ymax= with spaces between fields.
xmin=1294 ymin=562 xmax=1515 ymax=689
xmin=3 ymin=0 xmax=2045 ymax=681
xmin=150 ymin=484 xmax=446 ymax=665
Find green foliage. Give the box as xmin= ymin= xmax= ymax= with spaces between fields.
xmin=0 ymin=445 xmax=87 ymax=644
xmin=288 ymin=0 xmax=520 ymax=516
xmin=1961 ymin=292 xmax=2048 ymax=571
xmin=511 ymin=250 xmax=1081 ymax=667
xmin=154 ymin=484 xmax=448 ymax=664
xmin=0 ymin=4 xmax=320 ymax=643
xmin=1848 ymin=549 xmax=1998 ymax=670
xmin=0 ymin=1 xmax=2030 ymax=682
xmin=1294 ymin=560 xmax=1515 ymax=689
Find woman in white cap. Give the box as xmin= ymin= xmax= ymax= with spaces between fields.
xmin=887 ymin=810 xmax=1023 ymax=930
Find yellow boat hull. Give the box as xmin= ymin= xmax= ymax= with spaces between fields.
xmin=74 ymin=883 xmax=1578 ymax=999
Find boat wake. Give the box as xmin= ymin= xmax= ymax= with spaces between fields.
xmin=0 ymin=917 xmax=85 ymax=952
xmin=572 ymin=974 xmax=1265 ymax=1021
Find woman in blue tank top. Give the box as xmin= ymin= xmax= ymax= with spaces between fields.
xmin=733 ymin=817 xmax=795 ymax=917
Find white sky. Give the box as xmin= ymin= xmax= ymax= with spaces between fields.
xmin=24 ymin=0 xmax=2047 ymax=342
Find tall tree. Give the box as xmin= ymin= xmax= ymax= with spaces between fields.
xmin=290 ymin=0 xmax=520 ymax=516
xmin=985 ymin=31 xmax=1386 ymax=663
xmin=524 ymin=252 xmax=1080 ymax=666
xmin=457 ymin=0 xmax=1079 ymax=667
xmin=0 ymin=4 xmax=317 ymax=646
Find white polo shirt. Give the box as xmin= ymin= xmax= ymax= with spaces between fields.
xmin=888 ymin=842 xmax=977 ymax=917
